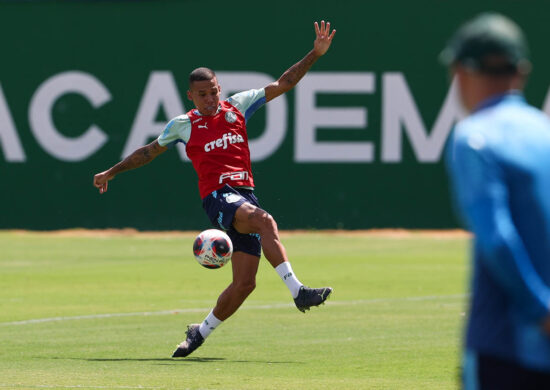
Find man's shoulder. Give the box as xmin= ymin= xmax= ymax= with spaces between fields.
xmin=226 ymin=89 xmax=266 ymax=106
xmin=227 ymin=88 xmax=265 ymax=100
xmin=454 ymin=116 xmax=485 ymax=143
xmin=450 ymin=116 xmax=497 ymax=164
xmin=175 ymin=113 xmax=192 ymax=121
xmin=163 ymin=114 xmax=191 ymax=135
xmin=455 ymin=102 xmax=517 ymax=141
xmin=158 ymin=113 xmax=192 ymax=147
xmin=454 ymin=100 xmax=550 ymax=156
xmin=166 ymin=114 xmax=192 ymax=133
xmin=472 ymin=97 xmax=546 ymax=127
xmin=225 ymin=88 xmax=266 ymax=119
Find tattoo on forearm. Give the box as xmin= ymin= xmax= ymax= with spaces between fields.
xmin=281 ymin=51 xmax=318 ymax=88
xmin=112 ymin=144 xmax=157 ymax=175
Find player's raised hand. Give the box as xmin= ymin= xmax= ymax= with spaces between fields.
xmin=93 ymin=170 xmax=113 ymax=194
xmin=313 ymin=20 xmax=336 ymax=56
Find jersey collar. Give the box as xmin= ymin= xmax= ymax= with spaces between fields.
xmin=193 ymin=104 xmax=223 ymax=116
xmin=473 ymin=91 xmax=526 ymax=113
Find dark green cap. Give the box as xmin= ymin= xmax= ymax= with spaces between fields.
xmin=440 ymin=13 xmax=530 ymax=75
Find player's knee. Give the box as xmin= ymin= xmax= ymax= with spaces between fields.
xmin=235 ymin=279 xmax=256 ymax=297
xmin=234 ymin=204 xmax=278 ymax=235
xmin=255 ymin=209 xmax=277 ymax=232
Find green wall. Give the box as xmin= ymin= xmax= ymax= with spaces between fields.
xmin=1 ymin=0 xmax=549 ymax=230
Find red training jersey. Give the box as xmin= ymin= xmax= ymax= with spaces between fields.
xmin=186 ymin=101 xmax=255 ymax=198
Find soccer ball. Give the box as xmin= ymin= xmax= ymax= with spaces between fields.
xmin=193 ymin=229 xmax=233 ymax=269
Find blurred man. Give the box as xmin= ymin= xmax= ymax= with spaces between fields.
xmin=443 ymin=13 xmax=550 ymax=389
xmin=93 ymin=21 xmax=335 ymax=358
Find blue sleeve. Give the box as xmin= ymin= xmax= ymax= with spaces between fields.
xmin=226 ymin=89 xmax=266 ymax=123
xmin=447 ymin=133 xmax=550 ymax=321
xmin=157 ymin=115 xmax=191 ymax=148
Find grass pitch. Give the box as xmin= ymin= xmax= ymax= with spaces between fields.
xmin=0 ymin=230 xmax=468 ymax=390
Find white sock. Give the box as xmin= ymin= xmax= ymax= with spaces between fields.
xmin=275 ymin=261 xmax=303 ymax=298
xmin=198 ymin=310 xmax=222 ymax=339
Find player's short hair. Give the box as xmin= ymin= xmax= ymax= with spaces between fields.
xmin=189 ymin=67 xmax=216 ymax=84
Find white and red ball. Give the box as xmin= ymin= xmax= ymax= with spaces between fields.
xmin=193 ymin=229 xmax=233 ymax=269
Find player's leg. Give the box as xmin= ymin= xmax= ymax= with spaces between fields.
xmin=233 ymin=202 xmax=286 ymax=268
xmin=173 ymin=196 xmax=262 ymax=359
xmin=173 ymin=185 xmax=332 ymax=357
xmin=172 ymin=252 xmax=260 ymax=358
xmin=232 ymin=203 xmax=302 ymax=296
xmin=211 ymin=251 xmax=260 ymax=320
xmin=232 ymin=202 xmax=332 ymax=312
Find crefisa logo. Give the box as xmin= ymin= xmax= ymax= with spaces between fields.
xmin=204 ymin=132 xmax=245 ymax=152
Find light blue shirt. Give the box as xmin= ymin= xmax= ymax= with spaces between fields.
xmin=447 ymin=92 xmax=550 ymax=371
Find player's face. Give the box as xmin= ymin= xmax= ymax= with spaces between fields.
xmin=187 ymin=78 xmax=221 ymax=116
xmin=453 ymin=66 xmax=476 ymax=112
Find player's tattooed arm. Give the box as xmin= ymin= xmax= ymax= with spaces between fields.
xmin=265 ymin=20 xmax=336 ymax=102
xmin=93 ymin=140 xmax=167 ymax=194
xmin=111 ymin=140 xmax=167 ymax=173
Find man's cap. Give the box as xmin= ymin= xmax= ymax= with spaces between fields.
xmin=440 ymin=12 xmax=530 ymax=75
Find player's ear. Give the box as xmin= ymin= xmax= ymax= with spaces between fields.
xmin=187 ymin=90 xmax=193 ymax=101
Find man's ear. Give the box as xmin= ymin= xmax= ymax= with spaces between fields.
xmin=187 ymin=90 xmax=193 ymax=101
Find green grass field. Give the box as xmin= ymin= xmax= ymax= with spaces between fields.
xmin=0 ymin=231 xmax=469 ymax=390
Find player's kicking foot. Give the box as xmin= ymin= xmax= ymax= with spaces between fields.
xmin=172 ymin=324 xmax=204 ymax=358
xmin=294 ymin=286 xmax=333 ymax=313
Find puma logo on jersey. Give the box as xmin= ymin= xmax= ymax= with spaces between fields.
xmin=204 ymin=132 xmax=245 ymax=152
xmin=198 ymin=123 xmax=208 ymax=129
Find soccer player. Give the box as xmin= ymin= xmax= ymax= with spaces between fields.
xmin=93 ymin=21 xmax=335 ymax=358
xmin=443 ymin=13 xmax=550 ymax=389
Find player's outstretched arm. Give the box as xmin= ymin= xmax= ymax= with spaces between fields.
xmin=265 ymin=20 xmax=336 ymax=103
xmin=93 ymin=140 xmax=167 ymax=194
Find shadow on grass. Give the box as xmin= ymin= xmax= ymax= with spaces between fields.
xmin=86 ymin=357 xmax=224 ymax=362
xmin=43 ymin=357 xmax=301 ymax=364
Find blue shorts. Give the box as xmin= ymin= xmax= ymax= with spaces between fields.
xmin=202 ymin=185 xmax=262 ymax=257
